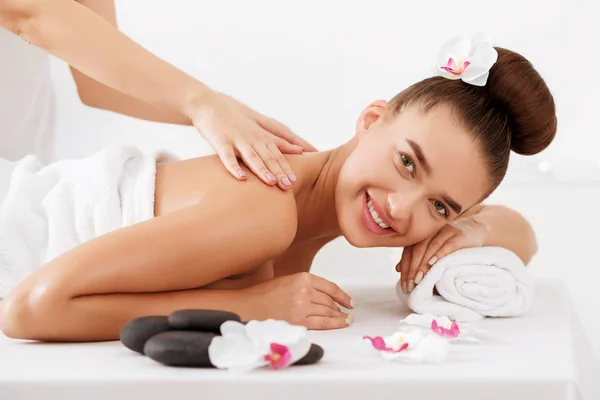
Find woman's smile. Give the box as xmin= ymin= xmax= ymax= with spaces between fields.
xmin=361 ymin=191 xmax=397 ymax=236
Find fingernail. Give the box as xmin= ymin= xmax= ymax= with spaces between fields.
xmin=402 ymin=281 xmax=408 ymax=294
xmin=408 ymin=279 xmax=415 ymax=293
xmin=266 ymin=172 xmax=277 ymax=182
xmin=237 ymin=169 xmax=246 ymax=178
xmin=281 ymin=176 xmax=291 ymax=186
xmin=414 ymin=271 xmax=423 ymax=284
xmin=345 ymin=314 xmax=354 ymax=325
xmin=350 ymin=299 xmax=357 ymax=309
xmin=288 ymin=173 xmax=297 ymax=182
xmin=428 ymin=256 xmax=438 ymax=266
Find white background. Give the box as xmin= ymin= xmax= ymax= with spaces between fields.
xmin=48 ymin=1 xmax=600 ymax=358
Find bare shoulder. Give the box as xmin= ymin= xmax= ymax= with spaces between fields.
xmin=154 ymin=155 xmax=299 ymax=251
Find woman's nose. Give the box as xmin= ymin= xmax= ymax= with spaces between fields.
xmin=387 ymin=192 xmax=418 ymax=222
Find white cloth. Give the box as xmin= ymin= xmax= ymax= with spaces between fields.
xmin=0 ymin=146 xmax=161 ymax=298
xmin=0 ymin=28 xmax=56 ymax=164
xmin=396 ymin=246 xmax=535 ymax=322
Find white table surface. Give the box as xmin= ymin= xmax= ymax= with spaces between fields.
xmin=1 ymin=278 xmax=598 ymax=400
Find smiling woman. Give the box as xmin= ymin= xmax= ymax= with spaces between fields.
xmin=0 ymin=37 xmax=557 ymax=342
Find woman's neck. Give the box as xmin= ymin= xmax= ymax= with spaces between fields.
xmin=291 ymin=137 xmax=358 ymax=243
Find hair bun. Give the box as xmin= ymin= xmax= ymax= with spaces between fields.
xmin=486 ymin=47 xmax=557 ymax=155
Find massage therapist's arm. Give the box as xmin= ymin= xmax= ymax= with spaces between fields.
xmin=68 ymin=0 xmax=190 ymax=125
xmin=0 ymin=0 xmax=210 ymax=123
xmin=468 ymin=204 xmax=538 ymax=264
xmin=0 ymin=177 xmax=298 ymax=342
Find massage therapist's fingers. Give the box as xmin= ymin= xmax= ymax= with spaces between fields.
xmin=216 ymin=145 xmax=247 ymax=181
xmin=267 ymin=142 xmax=297 ymax=187
xmin=272 ymin=136 xmax=304 ymax=155
xmin=305 ymin=316 xmax=350 ymax=330
xmin=236 ymin=143 xmax=278 ymax=186
xmin=254 ymin=112 xmax=318 ymax=153
xmin=253 ymin=144 xmax=291 ymax=190
xmin=311 ymin=290 xmax=342 ymax=312
xmin=308 ymin=274 xmax=353 ymax=309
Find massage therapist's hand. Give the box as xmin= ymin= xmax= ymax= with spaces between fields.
xmin=244 ymin=272 xmax=354 ymax=330
xmin=396 ymin=215 xmax=488 ymax=294
xmin=190 ymin=91 xmax=318 ymax=190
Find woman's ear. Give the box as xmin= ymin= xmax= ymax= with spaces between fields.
xmin=355 ymin=100 xmax=389 ymax=136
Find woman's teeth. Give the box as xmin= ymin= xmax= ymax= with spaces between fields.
xmin=367 ymin=199 xmax=390 ymax=229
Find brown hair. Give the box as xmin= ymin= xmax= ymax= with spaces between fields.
xmin=388 ymin=47 xmax=557 ymax=197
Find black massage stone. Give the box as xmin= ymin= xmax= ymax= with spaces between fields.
xmin=168 ymin=309 xmax=241 ymax=333
xmin=293 ymin=343 xmax=325 ymax=366
xmin=144 ymin=330 xmax=217 ymax=367
xmin=120 ymin=316 xmax=172 ymax=354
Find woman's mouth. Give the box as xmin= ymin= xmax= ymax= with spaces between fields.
xmin=362 ymin=192 xmax=394 ymax=235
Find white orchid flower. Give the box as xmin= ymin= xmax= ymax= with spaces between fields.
xmin=208 ymin=319 xmax=311 ymax=373
xmin=363 ymin=327 xmax=450 ymax=364
xmin=436 ymin=34 xmax=498 ymax=86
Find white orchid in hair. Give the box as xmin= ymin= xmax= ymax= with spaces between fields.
xmin=208 ymin=319 xmax=311 ymax=373
xmin=436 ymin=34 xmax=498 ymax=86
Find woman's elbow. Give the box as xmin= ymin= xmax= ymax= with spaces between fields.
xmin=0 ymin=282 xmax=67 ymax=340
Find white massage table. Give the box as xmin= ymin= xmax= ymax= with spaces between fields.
xmin=1 ymin=278 xmax=598 ymax=400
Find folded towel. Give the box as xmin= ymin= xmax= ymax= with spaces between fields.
xmin=395 ymin=247 xmax=534 ymax=322
xmin=0 ymin=146 xmax=164 ymax=298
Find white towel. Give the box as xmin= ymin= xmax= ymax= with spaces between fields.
xmin=0 ymin=146 xmax=164 ymax=298
xmin=395 ymin=247 xmax=535 ymax=322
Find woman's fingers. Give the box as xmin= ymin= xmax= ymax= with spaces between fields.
xmin=305 ymin=315 xmax=350 ymax=330
xmin=311 ymin=290 xmax=342 ymax=312
xmin=406 ymin=238 xmax=432 ymax=292
xmin=416 ymin=228 xmax=459 ymax=280
xmin=398 ymin=245 xmax=413 ymax=294
xmin=308 ymin=274 xmax=353 ymax=309
xmin=308 ymin=304 xmax=347 ymax=319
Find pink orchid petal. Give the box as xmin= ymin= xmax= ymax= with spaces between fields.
xmin=264 ymin=342 xmax=292 ymax=370
xmin=431 ymin=319 xmax=461 ymax=338
xmin=363 ymin=336 xmax=409 ymax=353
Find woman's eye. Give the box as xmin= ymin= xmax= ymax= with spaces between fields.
xmin=400 ymin=154 xmax=415 ymax=173
xmin=432 ymin=200 xmax=448 ymax=217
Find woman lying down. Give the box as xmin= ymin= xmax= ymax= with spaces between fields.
xmin=0 ymin=39 xmax=556 ymax=342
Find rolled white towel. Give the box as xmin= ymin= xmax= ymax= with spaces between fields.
xmin=395 ymin=246 xmax=534 ymax=322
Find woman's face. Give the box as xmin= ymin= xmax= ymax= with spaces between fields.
xmin=336 ymin=101 xmax=489 ymax=248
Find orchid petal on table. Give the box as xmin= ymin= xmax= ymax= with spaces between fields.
xmin=208 ymin=319 xmax=311 ymax=372
xmin=363 ymin=327 xmax=450 ymax=364
xmin=435 ymin=34 xmax=498 ymax=86
xmin=400 ymin=313 xmax=492 ymax=343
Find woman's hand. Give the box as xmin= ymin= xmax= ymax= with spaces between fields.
xmin=190 ymin=91 xmax=318 ymax=190
xmin=244 ymin=272 xmax=354 ymax=330
xmin=396 ymin=215 xmax=488 ymax=294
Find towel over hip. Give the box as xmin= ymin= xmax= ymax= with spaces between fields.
xmin=0 ymin=146 xmax=163 ymax=298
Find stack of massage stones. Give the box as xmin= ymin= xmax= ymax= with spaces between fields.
xmin=119 ymin=310 xmax=324 ymax=368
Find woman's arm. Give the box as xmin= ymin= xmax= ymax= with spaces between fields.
xmin=0 ymin=177 xmax=298 ymax=342
xmin=397 ymin=204 xmax=538 ymax=291
xmin=469 ymin=204 xmax=538 ymax=264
